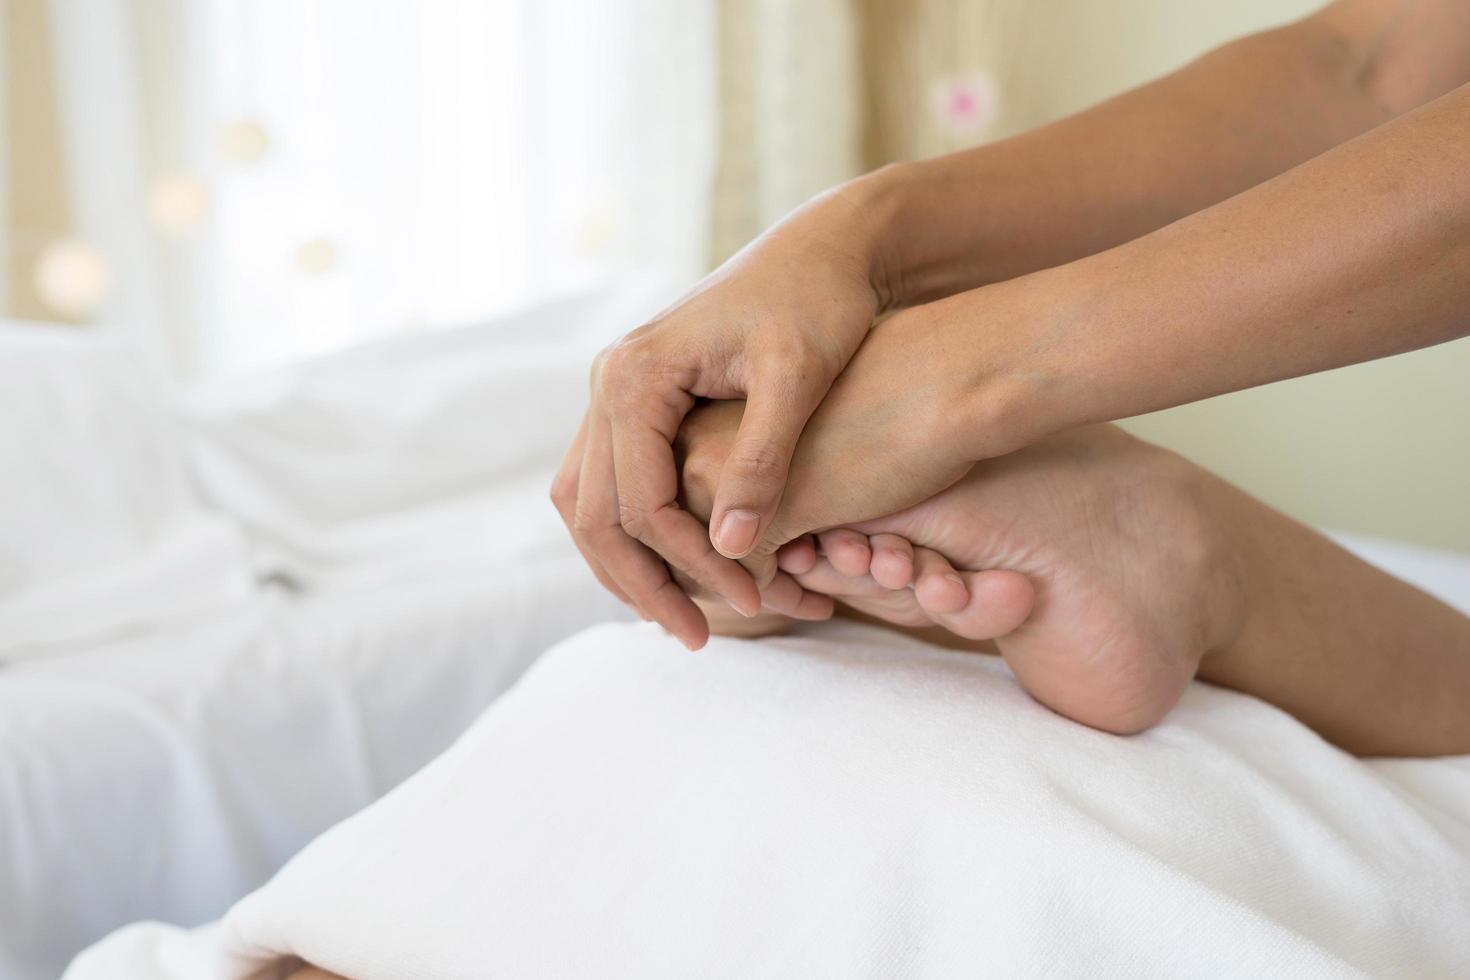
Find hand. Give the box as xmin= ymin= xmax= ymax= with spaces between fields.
xmin=552 ymin=183 xmax=893 ymax=648
xmin=684 ymin=275 xmax=1073 ymax=573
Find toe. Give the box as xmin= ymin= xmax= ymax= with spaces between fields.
xmin=868 ymin=534 xmax=916 ymax=589
xmin=759 ymin=570 xmax=836 ymax=620
xmin=792 ymin=556 xmax=887 ymax=598
xmin=930 ymin=569 xmax=1035 ymax=640
xmin=818 ymin=529 xmax=873 ymax=577
xmin=776 ymin=535 xmax=818 ymax=574
xmin=912 ymin=547 xmax=970 ymax=614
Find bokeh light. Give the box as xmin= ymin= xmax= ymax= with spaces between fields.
xmin=294 ymin=238 xmax=339 ymax=275
xmin=34 ymin=240 xmax=111 ymax=318
xmin=218 ymin=119 xmax=270 ymax=163
xmin=147 ymin=173 xmax=211 ymax=233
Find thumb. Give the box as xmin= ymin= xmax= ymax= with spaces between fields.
xmin=709 ymin=379 xmax=823 ymax=560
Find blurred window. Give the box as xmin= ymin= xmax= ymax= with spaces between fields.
xmin=41 ymin=0 xmax=714 ymax=375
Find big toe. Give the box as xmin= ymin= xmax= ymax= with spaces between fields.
xmin=923 ymin=568 xmax=1034 ymax=640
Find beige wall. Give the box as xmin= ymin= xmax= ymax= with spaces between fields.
xmin=1074 ymin=1 xmax=1470 ymax=553
xmin=857 ymin=0 xmax=1470 ymax=553
xmin=1123 ymin=344 xmax=1470 ymax=551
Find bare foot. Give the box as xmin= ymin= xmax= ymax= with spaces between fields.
xmin=779 ymin=426 xmax=1244 ymax=735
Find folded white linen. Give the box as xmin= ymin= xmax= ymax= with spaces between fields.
xmin=0 ymin=323 xmax=253 ymax=658
xmin=69 ymin=621 xmax=1470 ymax=979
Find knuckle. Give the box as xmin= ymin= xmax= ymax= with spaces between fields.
xmin=571 ymin=500 xmax=603 ymax=537
xmin=602 ymin=340 xmax=638 ymax=377
xmin=548 ymin=471 xmax=575 ymax=511
xmin=595 ymin=331 xmax=679 ymax=405
xmin=745 ymin=553 xmax=779 ymax=589
xmin=589 ymin=345 xmax=616 ymax=386
xmin=605 ymin=328 xmax=659 ymax=373
xmin=621 ymin=320 xmax=659 ymax=345
xmin=617 ymin=501 xmax=650 ymax=540
xmin=759 ymin=341 xmax=838 ymax=390
xmin=728 ymin=442 xmax=789 ymax=488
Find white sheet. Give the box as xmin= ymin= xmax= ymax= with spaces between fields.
xmin=67 ymin=620 xmax=1470 ymax=980
xmin=176 ymin=283 xmax=671 ymax=590
xmin=0 ymin=323 xmax=253 ymax=658
xmin=2 ymin=289 xmax=665 ymax=980
xmin=0 ymin=525 xmax=628 ymax=980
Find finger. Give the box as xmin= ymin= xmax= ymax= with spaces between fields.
xmin=579 ymin=413 xmax=711 ymax=648
xmin=927 ymin=569 xmax=1035 ymax=641
xmin=551 ymin=414 xmax=635 ymax=609
xmin=868 ymin=533 xmax=915 ymax=590
xmin=758 ymin=570 xmax=836 ymax=620
xmin=776 ymin=535 xmax=818 ymax=575
xmin=817 ymin=529 xmax=873 ymax=578
xmin=606 ymin=387 xmax=762 ymax=619
xmin=742 ymin=549 xmax=783 ymax=592
xmin=571 ymin=537 xmax=638 ymax=613
xmin=709 ymin=372 xmax=829 ymax=559
xmin=912 ymin=547 xmax=970 ymax=615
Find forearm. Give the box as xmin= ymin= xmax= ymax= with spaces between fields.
xmin=853 ymin=1 xmax=1470 ymax=306
xmin=760 ymin=87 xmax=1470 ymax=531
xmin=1198 ymin=476 xmax=1470 ymax=757
xmin=1009 ymin=78 xmax=1470 ymax=432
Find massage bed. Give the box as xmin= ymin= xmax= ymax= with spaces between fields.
xmin=3 ymin=294 xmax=1467 ymax=979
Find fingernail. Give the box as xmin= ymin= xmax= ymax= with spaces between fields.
xmin=716 ymin=510 xmax=760 ymax=557
xmin=945 ymin=574 xmax=965 ymax=589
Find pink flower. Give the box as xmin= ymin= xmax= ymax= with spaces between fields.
xmin=930 ymin=72 xmax=1000 ymax=137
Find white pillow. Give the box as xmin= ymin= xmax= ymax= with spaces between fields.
xmin=65 ymin=622 xmax=1470 ymax=979
xmin=0 ymin=323 xmax=253 ymax=658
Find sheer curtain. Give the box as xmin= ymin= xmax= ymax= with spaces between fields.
xmin=46 ymin=0 xmax=717 ymax=378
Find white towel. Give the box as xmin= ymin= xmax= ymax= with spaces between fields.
xmin=68 ymin=621 xmax=1470 ymax=979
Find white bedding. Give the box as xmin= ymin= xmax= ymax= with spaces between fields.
xmin=67 ymin=620 xmax=1470 ymax=980
xmin=0 ymin=292 xmax=663 ymax=980
xmin=0 ymin=324 xmax=254 ymax=658
xmin=5 ymin=293 xmax=1468 ymax=979
xmin=0 ymin=514 xmax=627 ymax=980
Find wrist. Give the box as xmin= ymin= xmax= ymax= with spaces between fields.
xmin=842 ymin=151 xmax=1044 ymax=308
xmin=822 ymin=165 xmax=915 ymax=312
xmin=933 ymin=268 xmax=1096 ymax=462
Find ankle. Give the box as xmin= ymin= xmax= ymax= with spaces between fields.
xmin=1185 ymin=466 xmax=1253 ymax=664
